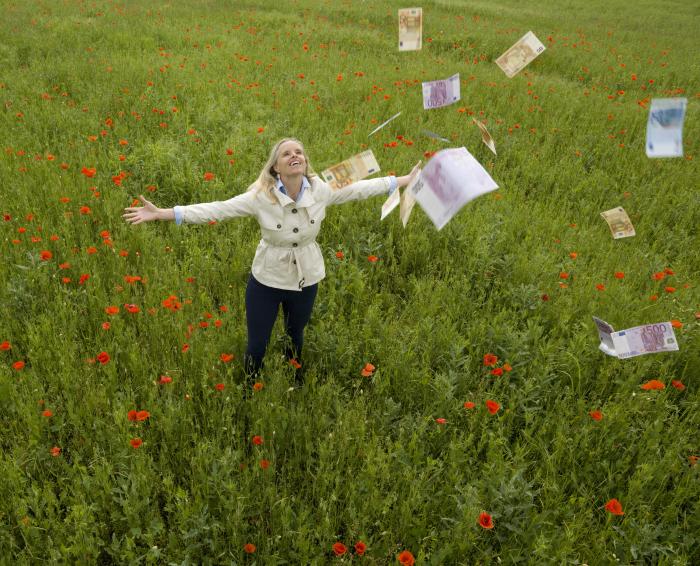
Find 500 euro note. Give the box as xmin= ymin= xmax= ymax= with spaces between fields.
xmin=422 ymin=73 xmax=460 ymax=109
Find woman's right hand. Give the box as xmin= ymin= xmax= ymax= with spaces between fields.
xmin=122 ymin=195 xmax=168 ymax=224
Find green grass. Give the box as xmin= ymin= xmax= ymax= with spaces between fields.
xmin=1 ymin=0 xmax=698 ymax=563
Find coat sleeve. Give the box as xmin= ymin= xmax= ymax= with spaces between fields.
xmin=176 ymin=192 xmax=257 ymax=224
xmin=325 ymin=177 xmax=393 ymax=206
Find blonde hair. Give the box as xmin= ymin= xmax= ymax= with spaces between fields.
xmin=248 ymin=138 xmax=318 ymax=201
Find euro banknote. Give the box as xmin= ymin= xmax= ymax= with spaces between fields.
xmin=495 ymin=31 xmax=546 ymax=78
xmin=600 ymin=207 xmax=635 ymax=239
xmin=422 ymin=73 xmax=460 ymax=110
xmin=399 ymin=8 xmax=422 ymax=51
xmin=593 ymin=317 xmax=679 ymax=359
xmin=645 ymin=98 xmax=687 ymax=158
xmin=472 ymin=118 xmax=497 ymax=155
xmin=322 ymin=150 xmax=380 ymax=189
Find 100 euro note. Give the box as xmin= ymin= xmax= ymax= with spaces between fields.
xmin=422 ymin=74 xmax=460 ymax=110
xmin=399 ymin=8 xmax=422 ymax=51
xmin=322 ymin=150 xmax=380 ymax=189
xmin=600 ymin=207 xmax=635 ymax=239
xmin=495 ymin=31 xmax=546 ymax=78
xmin=612 ymin=322 xmax=679 ymax=359
xmin=646 ymin=98 xmax=687 ymax=158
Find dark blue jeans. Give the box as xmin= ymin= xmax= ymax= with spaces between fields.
xmin=244 ymin=275 xmax=318 ymax=378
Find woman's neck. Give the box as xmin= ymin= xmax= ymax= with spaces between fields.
xmin=280 ymin=173 xmax=303 ymax=199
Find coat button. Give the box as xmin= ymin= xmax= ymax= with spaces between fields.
xmin=276 ymin=224 xmax=281 ymax=229
xmin=310 ymin=219 xmax=315 ymax=224
xmin=293 ymin=260 xmax=297 ymax=265
xmin=292 ymin=243 xmax=298 ymax=247
xmin=293 ymin=227 xmax=299 ymax=233
xmin=292 ymin=208 xmax=298 ymax=214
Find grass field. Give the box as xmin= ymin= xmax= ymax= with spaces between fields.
xmin=1 ymin=0 xmax=699 ymax=563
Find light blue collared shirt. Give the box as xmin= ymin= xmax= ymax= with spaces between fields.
xmin=276 ymin=176 xmax=311 ymax=201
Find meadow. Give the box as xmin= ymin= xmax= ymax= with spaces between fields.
xmin=0 ymin=0 xmax=699 ymax=563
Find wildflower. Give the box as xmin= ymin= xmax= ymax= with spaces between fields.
xmin=289 ymin=358 xmax=302 ymax=369
xmin=50 ymin=446 xmax=61 ymax=457
xmin=333 ymin=542 xmax=347 ymax=556
xmin=486 ymin=400 xmax=500 ymax=414
xmin=689 ymin=456 xmax=698 ymax=466
xmin=39 ymin=250 xmax=52 ymax=261
xmin=503 ymin=363 xmax=512 ymax=372
xmin=640 ymin=380 xmax=664 ymax=390
xmin=203 ymin=172 xmax=215 ymax=181
xmin=367 ymin=255 xmax=378 ymax=263
xmin=541 ymin=294 xmax=550 ymax=301
xmin=483 ymin=353 xmax=498 ymax=367
xmin=589 ymin=410 xmax=603 ymax=421
xmin=569 ymin=252 xmax=578 ymax=259
xmin=490 ymin=367 xmax=503 ymax=377
xmin=671 ymin=320 xmax=682 ymax=329
xmin=397 ymin=550 xmax=415 ymax=565
xmin=596 ymin=284 xmax=606 ymax=291
xmin=124 ymin=304 xmax=140 ymax=314
xmin=253 ymin=382 xmax=264 ymax=392
xmin=671 ymin=380 xmax=685 ymax=391
xmin=664 ymin=286 xmax=676 ymax=293
xmin=214 ymin=383 xmax=225 ymax=391
xmin=559 ymin=272 xmax=569 ymax=279
xmin=354 ymin=541 xmax=367 ymax=556
xmin=130 ymin=438 xmax=143 ymax=449
xmin=479 ymin=512 xmax=494 ymax=529
xmin=105 ymin=306 xmax=119 ymax=315
xmin=1 ymin=340 xmax=11 ymax=350
xmin=361 ymin=363 xmax=375 ymax=377
xmin=463 ymin=401 xmax=475 ymax=409
xmin=159 ymin=375 xmax=172 ymax=384
xmin=259 ymin=459 xmax=270 ymax=469
xmin=181 ymin=343 xmax=190 ymax=353
xmin=220 ymin=353 xmax=234 ymax=362
xmin=243 ymin=543 xmax=256 ymax=554
xmin=605 ymin=498 xmax=624 ymax=515
xmin=652 ymin=272 xmax=665 ymax=280
xmin=136 ymin=410 xmax=150 ymax=421
xmin=664 ymin=268 xmax=675 ymax=275
xmin=435 ymin=418 xmax=447 ymax=425
xmin=78 ymin=274 xmax=90 ymax=285
xmin=96 ymin=351 xmax=110 ymax=364
xmin=335 ymin=250 xmax=344 ymax=259
xmin=614 ymin=272 xmax=625 ymax=279
xmin=252 ymin=435 xmax=263 ymax=446
xmin=81 ymin=167 xmax=96 ymax=178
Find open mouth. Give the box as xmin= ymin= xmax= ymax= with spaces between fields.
xmin=290 ymin=160 xmax=301 ymax=166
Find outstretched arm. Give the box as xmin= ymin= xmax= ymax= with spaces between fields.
xmin=326 ymin=161 xmax=421 ymax=206
xmin=123 ymin=195 xmax=174 ymax=224
xmin=394 ymin=161 xmax=421 ymax=190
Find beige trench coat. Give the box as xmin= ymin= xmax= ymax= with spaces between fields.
xmin=175 ymin=175 xmax=394 ymax=291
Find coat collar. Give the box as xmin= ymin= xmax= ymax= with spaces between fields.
xmin=273 ymin=176 xmax=316 ymax=207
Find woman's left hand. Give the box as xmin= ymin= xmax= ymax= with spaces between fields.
xmin=396 ymin=161 xmax=422 ymax=188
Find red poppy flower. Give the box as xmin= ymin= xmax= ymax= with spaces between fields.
xmin=670 ymin=320 xmax=682 ymax=328
xmin=589 ymin=410 xmax=603 ymax=421
xmin=252 ymin=435 xmax=263 ymax=446
xmin=203 ymin=172 xmax=215 ymax=181
xmin=503 ymin=363 xmax=512 ymax=372
xmin=289 ymin=358 xmax=302 ymax=369
xmin=486 ymin=400 xmax=500 ymax=414
xmin=483 ymin=353 xmax=498 ymax=366
xmin=367 ymin=255 xmax=379 ymax=263
xmin=604 ymin=498 xmax=624 ymax=515
xmin=181 ymin=343 xmax=190 ymax=353
xmin=664 ymin=268 xmax=675 ymax=275
xmin=559 ymin=272 xmax=569 ymax=279
xmin=397 ymin=550 xmax=415 ymax=565
xmin=136 ymin=410 xmax=150 ymax=421
xmin=541 ymin=294 xmax=549 ymax=301
xmin=361 ymin=362 xmax=375 ymax=377
xmin=102 ymin=321 xmax=111 ymax=330
xmin=105 ymin=306 xmax=119 ymax=315
xmin=671 ymin=380 xmax=685 ymax=391
xmin=220 ymin=353 xmax=234 ymax=362
xmin=652 ymin=272 xmax=665 ymax=280
xmin=50 ymin=446 xmax=61 ymax=457
xmin=613 ymin=271 xmax=625 ymax=279
xmin=96 ymin=351 xmax=110 ymax=364
xmin=42 ymin=409 xmax=53 ymax=418
xmin=214 ymin=383 xmax=225 ymax=391
xmin=127 ymin=410 xmax=138 ymax=421
xmin=479 ymin=512 xmax=494 ymax=529
xmin=159 ymin=375 xmax=172 ymax=384
xmin=259 ymin=459 xmax=270 ymax=469
xmin=354 ymin=541 xmax=367 ymax=556
xmin=490 ymin=367 xmax=503 ymax=377
xmin=130 ymin=438 xmax=143 ymax=449
xmin=595 ymin=283 xmax=605 ymax=291
xmin=435 ymin=418 xmax=447 ymax=425
xmin=243 ymin=543 xmax=256 ymax=554
xmin=332 ymin=542 xmax=347 ymax=556
xmin=689 ymin=456 xmax=699 ymax=466
xmin=569 ymin=252 xmax=578 ymax=259
xmin=253 ymin=382 xmax=264 ymax=392
xmin=335 ymin=250 xmax=344 ymax=259
xmin=463 ymin=401 xmax=475 ymax=409
xmin=664 ymin=286 xmax=676 ymax=293
xmin=39 ymin=250 xmax=52 ymax=261
xmin=0 ymin=340 xmax=11 ymax=351
xmin=640 ymin=380 xmax=664 ymax=390
xmin=78 ymin=273 xmax=90 ymax=285
xmin=81 ymin=167 xmax=96 ymax=178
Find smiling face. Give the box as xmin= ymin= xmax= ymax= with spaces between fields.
xmin=273 ymin=140 xmax=306 ymax=177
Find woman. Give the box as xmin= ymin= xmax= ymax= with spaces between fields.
xmin=123 ymin=138 xmax=419 ymax=386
